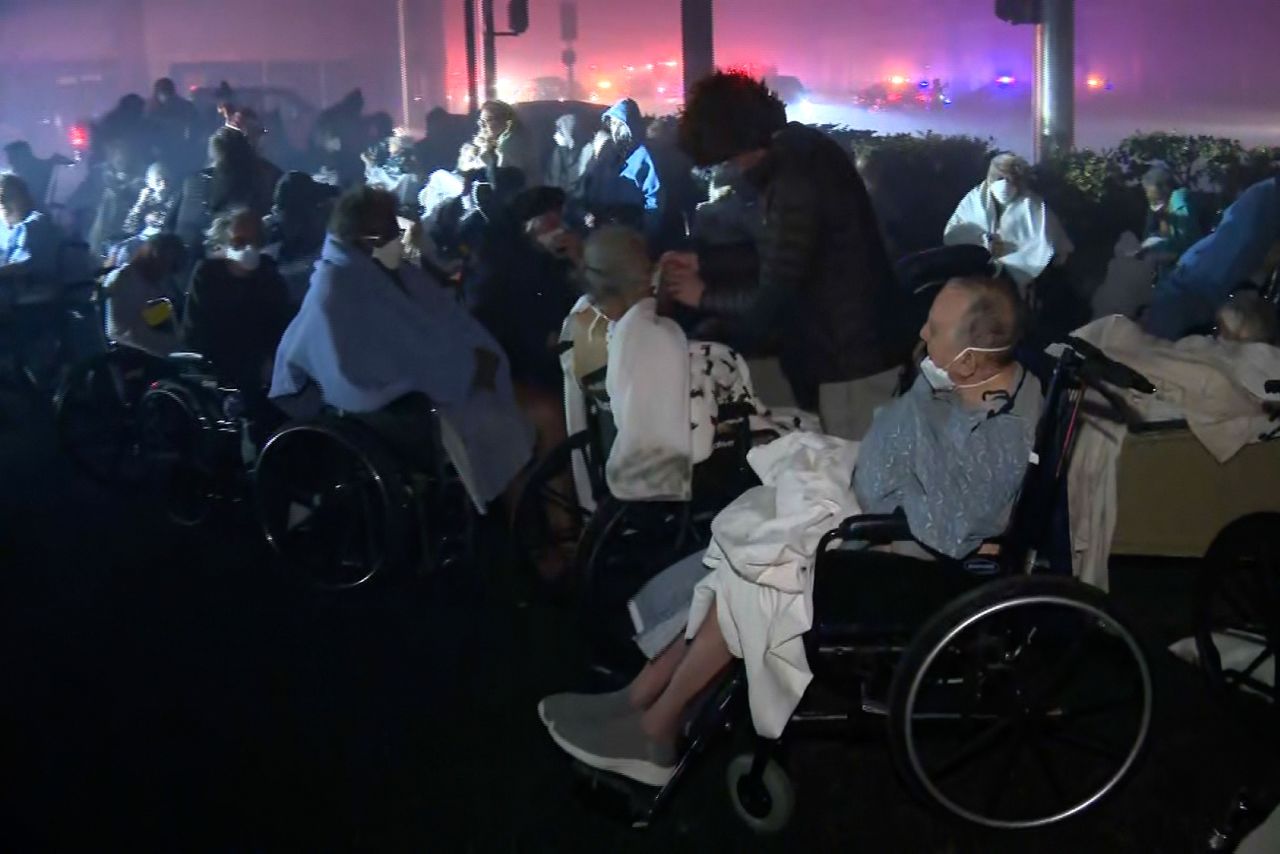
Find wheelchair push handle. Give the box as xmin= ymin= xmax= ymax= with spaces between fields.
xmin=1064 ymin=337 xmax=1156 ymax=395
xmin=819 ymin=512 xmax=913 ymax=553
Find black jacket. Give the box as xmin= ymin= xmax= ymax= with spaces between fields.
xmin=181 ymin=256 xmax=295 ymax=393
xmin=699 ymin=124 xmax=911 ymax=404
xmin=467 ymin=224 xmax=580 ymax=391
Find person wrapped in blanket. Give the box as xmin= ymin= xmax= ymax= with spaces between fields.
xmin=537 ymin=275 xmax=1041 ymax=786
xmin=569 ymin=226 xmax=800 ymax=506
xmin=268 ymin=186 xmax=534 ymax=509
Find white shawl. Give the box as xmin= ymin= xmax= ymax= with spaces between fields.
xmin=944 ymin=182 xmax=1073 ymax=289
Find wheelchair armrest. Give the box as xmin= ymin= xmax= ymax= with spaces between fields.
xmin=818 ymin=512 xmax=913 ymax=553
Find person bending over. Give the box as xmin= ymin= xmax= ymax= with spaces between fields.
xmin=537 ymin=275 xmax=1040 ymax=787
xmin=659 ymin=72 xmax=911 ymax=440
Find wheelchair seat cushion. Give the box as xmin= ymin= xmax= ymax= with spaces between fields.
xmin=811 ymin=549 xmax=990 ymax=642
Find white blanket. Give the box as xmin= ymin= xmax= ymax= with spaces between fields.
xmin=602 ymin=299 xmax=805 ymax=502
xmin=606 ymin=297 xmax=695 ymax=501
xmin=1066 ymin=316 xmax=1280 ymax=587
xmin=944 ymin=182 xmax=1073 ymax=289
xmin=686 ymin=432 xmax=862 ymax=739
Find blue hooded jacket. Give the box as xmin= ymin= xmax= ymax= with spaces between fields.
xmin=1145 ymin=177 xmax=1280 ymax=339
xmin=588 ymin=99 xmax=661 ymax=234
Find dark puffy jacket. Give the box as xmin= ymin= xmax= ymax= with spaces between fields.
xmin=700 ymin=124 xmax=911 ymax=406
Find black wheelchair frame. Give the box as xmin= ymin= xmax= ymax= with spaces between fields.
xmin=57 ymin=340 xmax=475 ymax=590
xmin=253 ymin=398 xmax=477 ymax=591
xmin=583 ymin=340 xmax=1160 ymax=834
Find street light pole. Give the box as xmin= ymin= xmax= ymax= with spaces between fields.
xmin=681 ymin=0 xmax=714 ymax=98
xmin=1034 ymin=0 xmax=1075 ymax=161
xmin=482 ymin=0 xmax=498 ymax=101
xmin=396 ymin=0 xmax=411 ymax=128
xmin=464 ymin=0 xmax=479 ymax=113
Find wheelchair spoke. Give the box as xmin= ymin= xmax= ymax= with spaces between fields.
xmin=983 ymin=723 xmax=1028 ymax=817
xmin=1026 ymin=631 xmax=1093 ymax=713
xmin=1044 ymin=730 xmax=1126 ymax=763
xmin=924 ymin=714 xmax=1018 ymax=782
xmin=1056 ymin=691 xmax=1143 ymax=723
xmin=1027 ymin=734 xmax=1068 ymax=805
xmin=1224 ymin=645 xmax=1274 ymax=686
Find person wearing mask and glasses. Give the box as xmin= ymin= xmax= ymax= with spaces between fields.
xmin=270 ymin=186 xmax=533 ymax=508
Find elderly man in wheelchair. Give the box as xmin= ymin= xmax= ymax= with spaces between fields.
xmin=538 ymin=274 xmax=1156 ymax=832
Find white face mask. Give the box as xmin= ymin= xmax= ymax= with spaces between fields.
xmin=989 ymin=178 xmax=1017 ymax=206
xmin=225 ymin=246 xmax=261 ymax=271
xmin=370 ymin=239 xmax=403 ymax=271
xmin=921 ymin=346 xmax=1012 ymax=392
xmin=1150 ymin=201 xmax=1166 ymax=213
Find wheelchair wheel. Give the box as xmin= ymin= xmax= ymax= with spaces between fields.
xmin=726 ymin=753 xmax=795 ymax=835
xmin=254 ymin=420 xmax=413 ymax=590
xmin=139 ymin=381 xmax=221 ymax=526
xmin=55 ymin=349 xmax=155 ymax=488
xmin=575 ymin=498 xmax=713 ymax=667
xmin=887 ymin=576 xmax=1153 ymax=830
xmin=1195 ymin=515 xmax=1279 ymax=707
xmin=511 ymin=431 xmax=594 ymax=580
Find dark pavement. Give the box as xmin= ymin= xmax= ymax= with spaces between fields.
xmin=1 ymin=387 xmax=1275 ymax=852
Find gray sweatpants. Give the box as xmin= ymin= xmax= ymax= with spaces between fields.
xmin=818 ymin=366 xmax=901 ymax=441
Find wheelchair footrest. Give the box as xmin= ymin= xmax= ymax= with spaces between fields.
xmin=570 ymin=762 xmax=663 ymax=829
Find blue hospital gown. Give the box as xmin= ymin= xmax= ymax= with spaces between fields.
xmin=852 ymin=369 xmax=1042 ymax=558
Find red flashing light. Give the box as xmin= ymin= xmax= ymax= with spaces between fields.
xmin=68 ymin=124 xmax=90 ymax=150
xmin=1086 ymin=76 xmax=1104 ymax=89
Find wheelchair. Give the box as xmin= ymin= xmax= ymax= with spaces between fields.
xmin=1 ymin=252 xmax=106 ymax=411
xmin=1107 ymin=416 xmax=1280 ymax=710
xmin=587 ymin=339 xmax=1159 ymax=834
xmin=253 ymin=395 xmax=477 ymax=591
xmin=57 ymin=344 xmax=255 ymax=524
xmin=513 ymin=333 xmax=770 ymax=672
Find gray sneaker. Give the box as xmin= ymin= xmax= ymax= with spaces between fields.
xmin=547 ymin=710 xmax=677 ymax=787
xmin=537 ymin=688 xmax=634 ymax=729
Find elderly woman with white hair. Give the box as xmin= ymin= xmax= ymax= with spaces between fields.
xmin=944 ymin=152 xmax=1073 ymax=293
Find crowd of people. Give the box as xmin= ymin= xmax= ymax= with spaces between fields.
xmin=2 ymin=68 xmax=1278 ymax=798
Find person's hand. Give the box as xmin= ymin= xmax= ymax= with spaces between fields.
xmin=660 ymin=253 xmax=711 ymax=311
xmin=659 ymin=251 xmax=699 ymax=277
xmin=657 ymin=251 xmax=705 ymax=308
xmin=989 ymin=237 xmax=1013 ymax=259
xmin=665 ymin=272 xmax=706 ymax=309
xmin=538 ymin=228 xmax=582 ymax=263
xmin=473 ymin=347 xmax=500 ymax=393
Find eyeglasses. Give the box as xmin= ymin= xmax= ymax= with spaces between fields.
xmin=361 ymin=228 xmax=405 ymax=248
